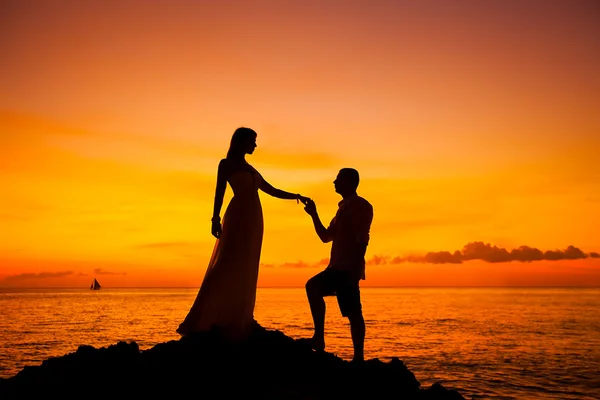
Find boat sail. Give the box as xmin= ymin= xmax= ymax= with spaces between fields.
xmin=90 ymin=279 xmax=101 ymax=290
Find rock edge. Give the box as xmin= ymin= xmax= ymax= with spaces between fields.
xmin=0 ymin=323 xmax=466 ymax=400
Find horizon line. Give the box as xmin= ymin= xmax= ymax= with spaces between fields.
xmin=1 ymin=285 xmax=600 ymax=290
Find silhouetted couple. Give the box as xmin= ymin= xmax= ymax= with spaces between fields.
xmin=177 ymin=127 xmax=373 ymax=362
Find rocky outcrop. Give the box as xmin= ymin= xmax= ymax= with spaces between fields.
xmin=0 ymin=323 xmax=465 ymax=399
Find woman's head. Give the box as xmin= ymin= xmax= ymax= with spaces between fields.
xmin=227 ymin=127 xmax=257 ymax=159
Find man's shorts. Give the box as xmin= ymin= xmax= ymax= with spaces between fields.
xmin=307 ymin=268 xmax=362 ymax=317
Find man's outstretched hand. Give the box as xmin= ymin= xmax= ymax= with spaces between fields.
xmin=303 ymin=198 xmax=317 ymax=217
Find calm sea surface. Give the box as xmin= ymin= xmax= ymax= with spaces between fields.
xmin=1 ymin=287 xmax=599 ymax=399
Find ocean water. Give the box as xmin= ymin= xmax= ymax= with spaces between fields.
xmin=1 ymin=287 xmax=599 ymax=400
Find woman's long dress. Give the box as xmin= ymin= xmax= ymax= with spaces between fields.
xmin=177 ymin=167 xmax=263 ymax=340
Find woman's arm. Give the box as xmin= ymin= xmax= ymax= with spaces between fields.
xmin=211 ymin=159 xmax=228 ymax=238
xmin=259 ymin=175 xmax=304 ymax=201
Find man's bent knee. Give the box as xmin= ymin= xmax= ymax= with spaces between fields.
xmin=305 ymin=276 xmax=320 ymax=296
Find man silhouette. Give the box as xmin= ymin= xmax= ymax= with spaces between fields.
xmin=300 ymin=168 xmax=373 ymax=362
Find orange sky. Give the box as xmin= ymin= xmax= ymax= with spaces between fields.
xmin=1 ymin=1 xmax=599 ymax=287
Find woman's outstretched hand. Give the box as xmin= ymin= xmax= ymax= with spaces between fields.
xmin=211 ymin=220 xmax=222 ymax=239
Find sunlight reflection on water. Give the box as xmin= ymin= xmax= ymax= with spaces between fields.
xmin=1 ymin=287 xmax=599 ymax=400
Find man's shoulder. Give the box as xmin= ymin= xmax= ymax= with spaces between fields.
xmin=347 ymin=195 xmax=373 ymax=218
xmin=355 ymin=195 xmax=373 ymax=211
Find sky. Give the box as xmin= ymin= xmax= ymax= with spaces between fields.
xmin=1 ymin=0 xmax=599 ymax=287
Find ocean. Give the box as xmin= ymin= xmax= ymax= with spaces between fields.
xmin=1 ymin=287 xmax=599 ymax=399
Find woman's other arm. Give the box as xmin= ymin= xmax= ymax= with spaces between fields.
xmin=211 ymin=159 xmax=228 ymax=238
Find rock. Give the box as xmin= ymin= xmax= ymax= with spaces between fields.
xmin=0 ymin=323 xmax=466 ymax=400
xmin=421 ymin=382 xmax=466 ymax=400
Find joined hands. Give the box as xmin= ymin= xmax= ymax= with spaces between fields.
xmin=297 ymin=194 xmax=311 ymax=206
xmin=296 ymin=194 xmax=317 ymax=216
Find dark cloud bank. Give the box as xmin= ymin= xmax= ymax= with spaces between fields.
xmin=371 ymin=242 xmax=600 ymax=265
xmin=93 ymin=268 xmax=127 ymax=276
xmin=3 ymin=268 xmax=126 ymax=282
xmin=3 ymin=243 xmax=598 ymax=283
xmin=3 ymin=271 xmax=75 ymax=282
xmin=261 ymin=242 xmax=599 ymax=270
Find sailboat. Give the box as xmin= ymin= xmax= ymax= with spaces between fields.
xmin=90 ymin=278 xmax=101 ymax=290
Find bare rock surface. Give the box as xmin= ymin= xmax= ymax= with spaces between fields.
xmin=0 ymin=323 xmax=466 ymax=399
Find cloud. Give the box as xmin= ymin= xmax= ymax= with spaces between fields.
xmin=280 ymin=261 xmax=311 ymax=269
xmin=424 ymin=251 xmax=464 ymax=264
xmin=3 ymin=271 xmax=74 ymax=282
xmin=388 ymin=242 xmax=595 ymax=264
xmin=93 ymin=268 xmax=127 ymax=276
xmin=316 ymin=258 xmax=329 ymax=266
xmin=243 ymin=242 xmax=599 ymax=270
xmin=233 ymin=242 xmax=600 ymax=269
xmin=367 ymin=255 xmax=389 ymax=265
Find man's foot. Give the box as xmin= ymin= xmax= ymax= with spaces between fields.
xmin=296 ymin=337 xmax=325 ymax=351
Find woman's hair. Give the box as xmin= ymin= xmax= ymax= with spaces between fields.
xmin=226 ymin=127 xmax=257 ymax=159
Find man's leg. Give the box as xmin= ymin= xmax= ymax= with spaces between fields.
xmin=337 ymin=276 xmax=365 ymax=362
xmin=347 ymin=311 xmax=365 ymax=362
xmin=304 ymin=271 xmax=331 ymax=350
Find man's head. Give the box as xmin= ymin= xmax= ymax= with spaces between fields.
xmin=334 ymin=168 xmax=360 ymax=196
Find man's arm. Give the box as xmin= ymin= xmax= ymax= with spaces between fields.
xmin=353 ymin=242 xmax=368 ymax=262
xmin=303 ymin=199 xmax=332 ymax=243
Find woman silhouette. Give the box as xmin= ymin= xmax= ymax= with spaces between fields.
xmin=177 ymin=127 xmax=310 ymax=340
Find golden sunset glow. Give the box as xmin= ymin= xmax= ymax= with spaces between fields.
xmin=1 ymin=1 xmax=599 ymax=287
